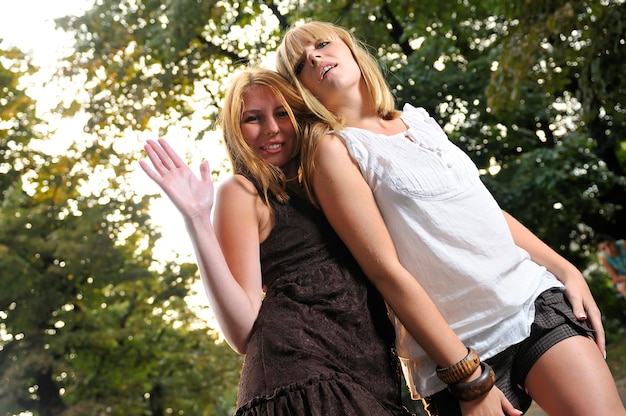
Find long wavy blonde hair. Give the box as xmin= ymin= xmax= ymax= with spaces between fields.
xmin=218 ymin=66 xmax=315 ymax=205
xmin=275 ymin=21 xmax=400 ymax=203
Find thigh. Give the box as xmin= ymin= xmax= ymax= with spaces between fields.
xmin=525 ymin=335 xmax=625 ymax=416
xmin=422 ymin=345 xmax=533 ymax=416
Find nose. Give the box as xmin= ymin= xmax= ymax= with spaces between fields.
xmin=266 ymin=117 xmax=280 ymax=135
xmin=306 ymin=49 xmax=321 ymax=67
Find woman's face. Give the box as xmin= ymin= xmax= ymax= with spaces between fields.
xmin=240 ymin=85 xmax=297 ymax=172
xmin=294 ymin=37 xmax=361 ymax=109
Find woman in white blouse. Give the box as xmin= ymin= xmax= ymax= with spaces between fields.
xmin=275 ymin=21 xmax=626 ymax=416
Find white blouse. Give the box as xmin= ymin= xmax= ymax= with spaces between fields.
xmin=337 ymin=104 xmax=561 ymax=398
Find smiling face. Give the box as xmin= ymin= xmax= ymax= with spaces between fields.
xmin=240 ymin=85 xmax=298 ymax=174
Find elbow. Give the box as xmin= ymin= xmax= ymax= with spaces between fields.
xmin=363 ymin=263 xmax=406 ymax=293
xmin=363 ymin=261 xmax=422 ymax=303
xmin=232 ymin=344 xmax=247 ymax=355
xmin=227 ymin=337 xmax=248 ymax=355
xmin=224 ymin=330 xmax=251 ymax=355
xmin=366 ymin=270 xmax=390 ymax=290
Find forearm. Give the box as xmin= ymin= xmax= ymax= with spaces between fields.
xmin=600 ymin=257 xmax=625 ymax=284
xmin=313 ymin=135 xmax=468 ymax=367
xmin=140 ymin=140 xmax=261 ymax=353
xmin=502 ymin=211 xmax=605 ymax=352
xmin=372 ymin=262 xmax=469 ymax=366
xmin=613 ymin=275 xmax=626 ymax=284
xmin=185 ymin=215 xmax=260 ymax=354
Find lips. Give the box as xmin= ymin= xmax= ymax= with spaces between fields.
xmin=318 ymin=63 xmax=336 ymax=81
xmin=261 ymin=143 xmax=284 ymax=151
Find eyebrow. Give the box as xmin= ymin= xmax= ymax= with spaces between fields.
xmin=243 ymin=105 xmax=286 ymax=112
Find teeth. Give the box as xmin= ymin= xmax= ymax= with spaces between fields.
xmin=322 ymin=65 xmax=333 ymax=78
xmin=263 ymin=143 xmax=282 ymax=150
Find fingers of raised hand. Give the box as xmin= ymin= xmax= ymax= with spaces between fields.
xmin=143 ymin=138 xmax=187 ymax=175
xmin=143 ymin=140 xmax=172 ymax=173
xmin=157 ymin=138 xmax=187 ymax=168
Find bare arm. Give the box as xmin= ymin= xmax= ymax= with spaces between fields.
xmin=140 ymin=139 xmax=263 ymax=354
xmin=502 ymin=211 xmax=605 ymax=354
xmin=313 ymin=134 xmax=519 ymax=415
xmin=312 ymin=135 xmax=463 ymax=364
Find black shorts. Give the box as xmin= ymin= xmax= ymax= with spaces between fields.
xmin=422 ymin=288 xmax=595 ymax=416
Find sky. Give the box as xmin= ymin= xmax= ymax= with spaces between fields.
xmin=0 ymin=1 xmax=84 ymax=66
xmin=0 ymin=1 xmax=224 ymax=313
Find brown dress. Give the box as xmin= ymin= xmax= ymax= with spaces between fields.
xmin=235 ymin=192 xmax=411 ymax=416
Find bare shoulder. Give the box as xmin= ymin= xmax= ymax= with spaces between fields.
xmin=217 ymin=174 xmax=258 ymax=196
xmin=215 ymin=174 xmax=273 ymax=239
xmin=317 ymin=132 xmax=347 ymax=149
xmin=214 ymin=175 xmax=263 ymax=217
xmin=315 ymin=133 xmax=354 ymax=166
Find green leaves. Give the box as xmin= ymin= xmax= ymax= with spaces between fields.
xmin=0 ymin=53 xmax=241 ymax=415
xmin=3 ymin=0 xmax=624 ymax=413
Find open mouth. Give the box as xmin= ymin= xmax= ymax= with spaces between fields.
xmin=320 ymin=64 xmax=335 ymax=80
xmin=261 ymin=143 xmax=283 ymax=150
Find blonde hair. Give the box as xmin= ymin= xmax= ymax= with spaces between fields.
xmin=218 ymin=66 xmax=313 ymax=205
xmin=275 ymin=21 xmax=399 ymax=130
xmin=275 ymin=21 xmax=400 ymax=204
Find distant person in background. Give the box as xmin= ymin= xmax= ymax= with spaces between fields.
xmin=597 ymin=234 xmax=626 ymax=298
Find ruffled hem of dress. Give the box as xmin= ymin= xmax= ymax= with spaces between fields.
xmin=235 ymin=372 xmax=412 ymax=416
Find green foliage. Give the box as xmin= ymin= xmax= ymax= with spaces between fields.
xmin=0 ymin=46 xmax=40 ymax=195
xmin=481 ymin=0 xmax=626 ymax=249
xmin=587 ymin=267 xmax=626 ymax=344
xmin=55 ymin=0 xmax=280 ymax=133
xmin=53 ymin=0 xmax=626 ymax=257
xmin=315 ymin=0 xmax=626 ymax=260
xmin=0 ymin=146 xmax=242 ymax=414
xmin=0 ymin=64 xmax=242 ymax=413
xmin=5 ymin=0 xmax=619 ymax=412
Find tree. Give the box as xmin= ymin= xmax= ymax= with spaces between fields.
xmin=0 ymin=45 xmax=39 ymax=195
xmin=45 ymin=0 xmax=626 ymax=410
xmin=55 ymin=0 xmax=625 ymax=262
xmin=0 ymin=45 xmax=242 ymax=415
xmin=55 ymin=0 xmax=288 ymax=134
xmin=311 ymin=0 xmax=626 ymax=262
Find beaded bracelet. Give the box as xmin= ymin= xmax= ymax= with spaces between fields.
xmin=447 ymin=362 xmax=496 ymax=401
xmin=435 ymin=347 xmax=480 ymax=384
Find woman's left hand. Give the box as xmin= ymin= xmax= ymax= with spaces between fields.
xmin=563 ymin=273 xmax=606 ymax=356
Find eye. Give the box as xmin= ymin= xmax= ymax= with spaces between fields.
xmin=242 ymin=114 xmax=260 ymax=123
xmin=317 ymin=40 xmax=330 ymax=48
xmin=276 ymin=108 xmax=289 ymax=118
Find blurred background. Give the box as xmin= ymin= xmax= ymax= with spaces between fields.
xmin=1 ymin=1 xmax=625 ymax=415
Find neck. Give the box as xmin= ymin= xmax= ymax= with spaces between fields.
xmin=323 ymin=79 xmax=375 ymax=125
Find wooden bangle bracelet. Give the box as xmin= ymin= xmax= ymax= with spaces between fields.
xmin=447 ymin=362 xmax=496 ymax=401
xmin=436 ymin=347 xmax=480 ymax=384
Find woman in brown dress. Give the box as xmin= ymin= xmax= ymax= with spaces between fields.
xmin=140 ymin=67 xmax=411 ymax=416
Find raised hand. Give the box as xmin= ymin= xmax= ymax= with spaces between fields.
xmin=139 ymin=138 xmax=215 ymax=221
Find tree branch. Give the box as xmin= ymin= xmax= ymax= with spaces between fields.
xmin=196 ymin=36 xmax=250 ymax=65
xmin=380 ymin=2 xmax=413 ymax=56
xmin=262 ymin=0 xmax=290 ymax=31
